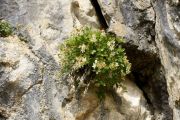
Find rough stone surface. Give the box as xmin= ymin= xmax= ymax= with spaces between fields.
xmin=0 ymin=0 xmax=179 ymax=120
xmin=154 ymin=0 xmax=180 ymax=120
xmin=61 ymin=79 xmax=152 ymax=120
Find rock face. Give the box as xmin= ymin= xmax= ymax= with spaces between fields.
xmin=154 ymin=1 xmax=180 ymax=119
xmin=0 ymin=0 xmax=179 ymax=120
xmin=61 ymin=79 xmax=152 ymax=120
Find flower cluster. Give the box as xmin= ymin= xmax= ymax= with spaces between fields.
xmin=59 ymin=27 xmax=131 ymax=99
xmin=73 ymin=56 xmax=87 ymax=69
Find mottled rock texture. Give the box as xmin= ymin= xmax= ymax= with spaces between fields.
xmin=0 ymin=0 xmax=179 ymax=120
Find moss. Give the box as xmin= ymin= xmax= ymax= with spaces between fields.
xmin=0 ymin=20 xmax=13 ymax=37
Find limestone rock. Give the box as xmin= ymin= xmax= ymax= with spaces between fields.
xmin=116 ymin=79 xmax=152 ymax=120
xmin=61 ymin=79 xmax=152 ymax=120
xmin=154 ymin=0 xmax=180 ymax=120
xmin=0 ymin=0 xmax=180 ymax=120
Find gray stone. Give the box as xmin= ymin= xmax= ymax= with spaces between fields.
xmin=0 ymin=0 xmax=179 ymax=120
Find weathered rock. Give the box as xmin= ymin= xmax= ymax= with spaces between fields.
xmin=0 ymin=0 xmax=73 ymax=119
xmin=0 ymin=36 xmax=44 ymax=119
xmin=98 ymin=0 xmax=157 ymax=53
xmin=71 ymin=0 xmax=101 ymax=28
xmin=115 ymin=79 xmax=153 ymax=120
xmin=0 ymin=0 xmax=179 ymax=120
xmin=98 ymin=0 xmax=177 ymax=120
xmin=61 ymin=79 xmax=152 ymax=120
xmin=153 ymin=0 xmax=180 ymax=120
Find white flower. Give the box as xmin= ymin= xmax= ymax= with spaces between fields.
xmin=73 ymin=56 xmax=87 ymax=69
xmin=107 ymin=41 xmax=111 ymax=47
xmin=96 ymin=70 xmax=100 ymax=74
xmin=101 ymin=31 xmax=106 ymax=36
xmin=93 ymin=60 xmax=106 ymax=70
xmin=92 ymin=63 xmax=96 ymax=69
xmin=79 ymin=44 xmax=86 ymax=53
xmin=107 ymin=41 xmax=115 ymax=51
xmin=97 ymin=61 xmax=106 ymax=69
xmin=92 ymin=60 xmax=98 ymax=69
xmin=115 ymin=62 xmax=119 ymax=67
xmin=90 ymin=34 xmax=97 ymax=42
xmin=91 ymin=50 xmax=96 ymax=54
xmin=110 ymin=52 xmax=115 ymax=56
xmin=109 ymin=62 xmax=119 ymax=69
xmin=82 ymin=57 xmax=87 ymax=63
xmin=109 ymin=45 xmax=114 ymax=51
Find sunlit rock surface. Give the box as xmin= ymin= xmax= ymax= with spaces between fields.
xmin=0 ymin=0 xmax=179 ymax=120
xmin=61 ymin=79 xmax=152 ymax=120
